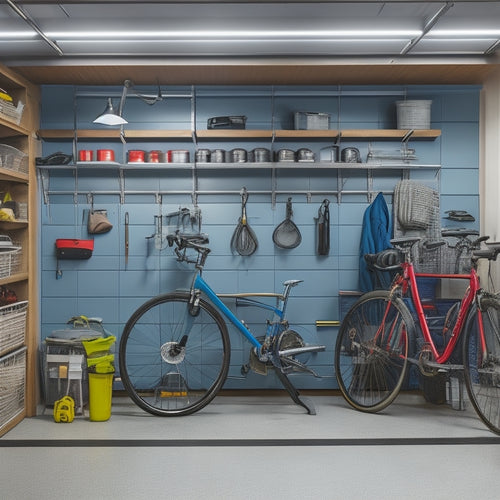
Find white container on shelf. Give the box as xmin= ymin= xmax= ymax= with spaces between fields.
xmin=294 ymin=112 xmax=330 ymax=130
xmin=396 ymin=100 xmax=432 ymax=130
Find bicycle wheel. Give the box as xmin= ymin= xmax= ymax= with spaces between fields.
xmin=119 ymin=292 xmax=230 ymax=416
xmin=335 ymin=290 xmax=414 ymax=412
xmin=463 ymin=299 xmax=500 ymax=435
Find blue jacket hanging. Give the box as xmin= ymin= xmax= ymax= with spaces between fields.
xmin=359 ymin=192 xmax=392 ymax=292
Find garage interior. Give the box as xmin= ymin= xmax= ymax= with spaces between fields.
xmin=1 ymin=2 xmax=500 ymax=499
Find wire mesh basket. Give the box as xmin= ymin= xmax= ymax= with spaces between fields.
xmin=0 ymin=144 xmax=29 ymax=175
xmin=412 ymin=240 xmax=474 ymax=274
xmin=0 ymin=300 xmax=28 ymax=357
xmin=0 ymin=346 xmax=26 ymax=429
xmin=0 ymin=246 xmax=22 ymax=279
xmin=396 ymin=100 xmax=432 ymax=130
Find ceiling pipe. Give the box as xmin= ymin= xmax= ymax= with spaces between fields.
xmin=6 ymin=0 xmax=63 ymax=56
xmin=485 ymin=39 xmax=500 ymax=56
xmin=400 ymin=1 xmax=455 ymax=56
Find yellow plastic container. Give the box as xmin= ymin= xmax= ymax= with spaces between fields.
xmin=86 ymin=354 xmax=115 ymax=372
xmin=88 ymin=372 xmax=114 ymax=421
xmin=82 ymin=335 xmax=116 ymax=357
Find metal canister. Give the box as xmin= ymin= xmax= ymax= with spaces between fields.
xmin=78 ymin=150 xmax=93 ymax=162
xmin=276 ymin=149 xmax=296 ymax=162
xmin=230 ymin=148 xmax=247 ymax=162
xmin=147 ymin=150 xmax=163 ymax=163
xmin=252 ymin=147 xmax=271 ymax=162
xmin=195 ymin=149 xmax=211 ymax=163
xmin=211 ymin=149 xmax=226 ymax=163
xmin=296 ymin=148 xmax=315 ymax=162
xmin=127 ymin=150 xmax=145 ymax=162
xmin=167 ymin=150 xmax=190 ymax=163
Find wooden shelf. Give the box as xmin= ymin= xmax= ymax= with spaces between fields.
xmin=197 ymin=129 xmax=273 ymax=139
xmin=0 ymin=62 xmax=39 ymax=437
xmin=340 ymin=129 xmax=441 ymax=139
xmin=0 ymin=272 xmax=29 ymax=286
xmin=0 ymin=167 xmax=29 ymax=183
xmin=274 ymin=130 xmax=339 ymax=138
xmin=37 ymin=128 xmax=441 ymax=141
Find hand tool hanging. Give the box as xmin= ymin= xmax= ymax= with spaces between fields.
xmin=124 ymin=212 xmax=129 ymax=268
xmin=316 ymin=199 xmax=330 ymax=256
xmin=272 ymin=197 xmax=302 ymax=249
xmin=231 ymin=187 xmax=258 ymax=256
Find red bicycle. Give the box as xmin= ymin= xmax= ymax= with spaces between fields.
xmin=335 ymin=236 xmax=500 ymax=435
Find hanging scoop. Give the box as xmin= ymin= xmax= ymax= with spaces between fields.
xmin=231 ymin=187 xmax=258 ymax=256
xmin=273 ymin=197 xmax=302 ymax=249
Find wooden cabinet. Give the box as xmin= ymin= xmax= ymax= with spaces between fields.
xmin=0 ymin=62 xmax=39 ymax=436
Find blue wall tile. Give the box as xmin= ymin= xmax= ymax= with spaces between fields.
xmin=38 ymin=84 xmax=480 ymax=390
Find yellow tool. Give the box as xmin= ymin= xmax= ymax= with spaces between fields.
xmin=0 ymin=88 xmax=13 ymax=102
xmin=53 ymin=396 xmax=75 ymax=423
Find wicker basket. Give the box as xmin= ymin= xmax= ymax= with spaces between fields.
xmin=0 ymin=144 xmax=29 ymax=175
xmin=0 ymin=346 xmax=26 ymax=429
xmin=0 ymin=301 xmax=28 ymax=357
xmin=0 ymin=100 xmax=24 ymax=126
xmin=0 ymin=246 xmax=22 ymax=279
xmin=396 ymin=100 xmax=432 ymax=130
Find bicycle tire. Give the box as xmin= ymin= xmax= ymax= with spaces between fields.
xmin=119 ymin=292 xmax=230 ymax=416
xmin=463 ymin=299 xmax=500 ymax=435
xmin=335 ymin=290 xmax=414 ymax=413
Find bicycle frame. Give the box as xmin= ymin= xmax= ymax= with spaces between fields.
xmin=397 ymin=262 xmax=481 ymax=363
xmin=192 ymin=273 xmax=289 ymax=351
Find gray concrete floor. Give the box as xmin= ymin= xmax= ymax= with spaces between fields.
xmin=1 ymin=392 xmax=500 ymax=500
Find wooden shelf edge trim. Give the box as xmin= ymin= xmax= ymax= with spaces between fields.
xmin=0 ymin=272 xmax=29 ymax=286
xmin=37 ymin=128 xmax=442 ymax=140
xmin=0 ymin=167 xmax=29 ymax=182
xmin=341 ymin=129 xmax=441 ymax=138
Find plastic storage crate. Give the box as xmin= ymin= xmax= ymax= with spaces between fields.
xmin=0 ymin=144 xmax=29 ymax=175
xmin=0 ymin=245 xmax=22 ymax=279
xmin=41 ymin=338 xmax=89 ymax=414
xmin=0 ymin=346 xmax=26 ymax=429
xmin=294 ymin=112 xmax=330 ymax=130
xmin=0 ymin=300 xmax=28 ymax=357
xmin=396 ymin=100 xmax=432 ymax=130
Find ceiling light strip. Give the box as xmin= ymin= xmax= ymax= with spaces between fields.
xmin=45 ymin=30 xmax=422 ymax=40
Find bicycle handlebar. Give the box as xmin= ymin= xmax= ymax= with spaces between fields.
xmin=167 ymin=232 xmax=211 ymax=268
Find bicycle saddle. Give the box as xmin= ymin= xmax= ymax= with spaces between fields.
xmin=442 ymin=228 xmax=480 ymax=238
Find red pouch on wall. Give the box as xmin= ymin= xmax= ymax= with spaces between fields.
xmin=55 ymin=239 xmax=94 ymax=260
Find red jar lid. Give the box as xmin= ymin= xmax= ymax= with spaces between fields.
xmin=96 ymin=149 xmax=115 ymax=162
xmin=128 ymin=150 xmax=145 ymax=162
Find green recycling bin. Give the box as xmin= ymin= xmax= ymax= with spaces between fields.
xmin=82 ymin=336 xmax=116 ymax=422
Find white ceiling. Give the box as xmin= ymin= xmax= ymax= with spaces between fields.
xmin=1 ymin=1 xmax=500 ymax=85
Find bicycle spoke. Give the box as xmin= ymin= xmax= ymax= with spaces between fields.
xmin=464 ymin=302 xmax=500 ymax=434
xmin=120 ymin=293 xmax=230 ymax=416
xmin=335 ymin=291 xmax=412 ymax=413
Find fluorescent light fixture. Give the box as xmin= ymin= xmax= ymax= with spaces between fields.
xmin=45 ymin=29 xmax=423 ymax=40
xmin=93 ymin=98 xmax=128 ymax=125
xmin=0 ymin=31 xmax=38 ymax=38
xmin=430 ymin=29 xmax=500 ymax=37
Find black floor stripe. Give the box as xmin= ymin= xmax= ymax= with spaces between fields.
xmin=1 ymin=437 xmax=499 ymax=447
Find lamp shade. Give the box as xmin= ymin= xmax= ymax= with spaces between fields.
xmin=93 ymin=98 xmax=128 ymax=125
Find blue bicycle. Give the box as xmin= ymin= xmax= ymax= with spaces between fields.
xmin=119 ymin=232 xmax=326 ymax=416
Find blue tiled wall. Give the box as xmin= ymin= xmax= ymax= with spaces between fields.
xmin=39 ymin=84 xmax=481 ymax=389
